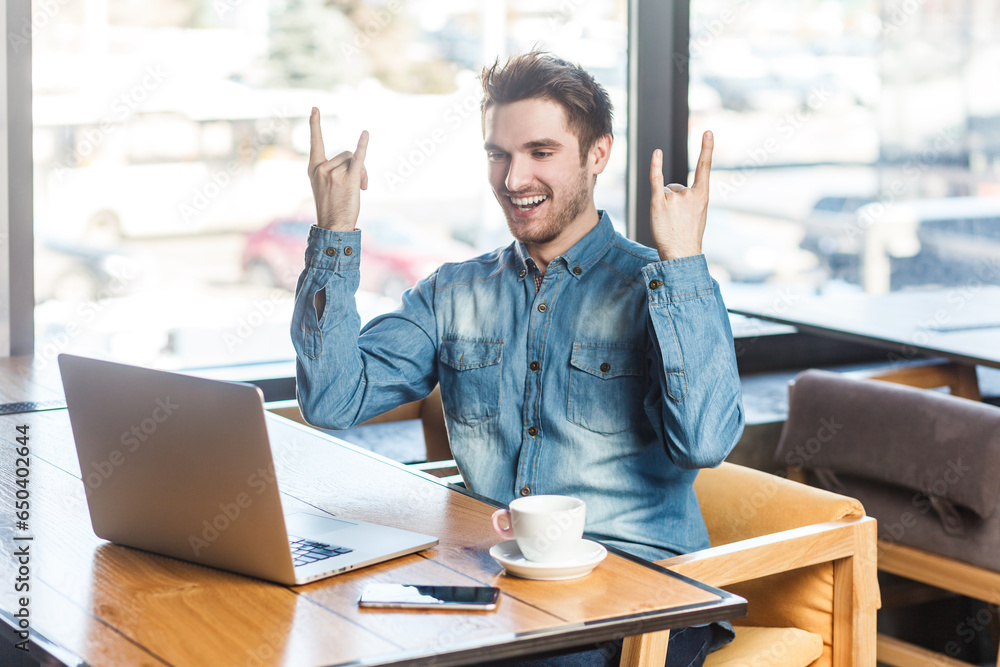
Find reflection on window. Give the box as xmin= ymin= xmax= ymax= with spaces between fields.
xmin=33 ymin=0 xmax=627 ymax=370
xmin=691 ymin=0 xmax=1000 ymax=297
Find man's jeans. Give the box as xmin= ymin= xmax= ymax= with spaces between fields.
xmin=482 ymin=625 xmax=714 ymax=667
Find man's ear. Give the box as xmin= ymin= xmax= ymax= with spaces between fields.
xmin=588 ymin=134 xmax=613 ymax=176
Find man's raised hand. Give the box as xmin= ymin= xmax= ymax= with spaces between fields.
xmin=648 ymin=130 xmax=714 ymax=262
xmin=308 ymin=107 xmax=369 ymax=232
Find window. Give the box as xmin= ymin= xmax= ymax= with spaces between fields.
xmin=32 ymin=0 xmax=627 ymax=370
xmin=690 ymin=0 xmax=1000 ymax=297
xmin=23 ymin=1 xmax=998 ymax=369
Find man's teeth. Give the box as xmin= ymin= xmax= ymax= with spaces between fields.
xmin=511 ymin=195 xmax=548 ymax=207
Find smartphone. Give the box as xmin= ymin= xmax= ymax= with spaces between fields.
xmin=358 ymin=583 xmax=501 ymax=611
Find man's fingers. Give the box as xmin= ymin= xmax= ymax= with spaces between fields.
xmin=351 ymin=131 xmax=369 ymax=177
xmin=691 ymin=130 xmax=714 ymax=191
xmin=313 ymin=128 xmax=369 ymax=188
xmin=308 ymin=107 xmax=326 ymax=170
xmin=649 ymin=148 xmax=665 ymax=194
xmin=321 ymin=150 xmax=356 ymax=172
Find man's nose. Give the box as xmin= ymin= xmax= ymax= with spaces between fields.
xmin=505 ymin=155 xmax=532 ymax=193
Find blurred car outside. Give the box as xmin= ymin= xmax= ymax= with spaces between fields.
xmin=800 ymin=195 xmax=1000 ymax=292
xmin=241 ymin=218 xmax=479 ymax=300
xmin=872 ymin=196 xmax=1000 ymax=292
xmin=799 ymin=194 xmax=877 ymax=283
xmin=35 ymin=237 xmax=147 ymax=304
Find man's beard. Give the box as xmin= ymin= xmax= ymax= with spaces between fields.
xmin=503 ymin=168 xmax=592 ymax=246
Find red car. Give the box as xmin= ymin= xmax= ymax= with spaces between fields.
xmin=242 ymin=218 xmax=479 ymax=299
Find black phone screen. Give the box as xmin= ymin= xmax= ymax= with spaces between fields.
xmin=358 ymin=583 xmax=501 ymax=610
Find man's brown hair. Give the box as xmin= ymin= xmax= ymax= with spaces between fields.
xmin=480 ymin=51 xmax=614 ymax=163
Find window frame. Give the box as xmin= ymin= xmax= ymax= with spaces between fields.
xmin=626 ymin=0 xmax=690 ymax=247
xmin=3 ymin=0 xmax=34 ymax=357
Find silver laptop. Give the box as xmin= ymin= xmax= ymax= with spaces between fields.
xmin=58 ymin=353 xmax=438 ymax=585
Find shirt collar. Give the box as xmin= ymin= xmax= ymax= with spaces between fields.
xmin=513 ymin=211 xmax=615 ymax=281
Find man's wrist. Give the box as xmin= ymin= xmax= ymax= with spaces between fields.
xmin=310 ymin=225 xmax=361 ymax=239
xmin=644 ymin=253 xmax=710 ymax=276
xmin=316 ymin=221 xmax=357 ymax=233
xmin=656 ymin=245 xmax=702 ymax=262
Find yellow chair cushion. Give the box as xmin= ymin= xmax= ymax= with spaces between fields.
xmin=706 ymin=626 xmax=823 ymax=667
xmin=725 ymin=568 xmax=833 ymax=667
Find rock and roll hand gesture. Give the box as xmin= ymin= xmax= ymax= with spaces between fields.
xmin=308 ymin=107 xmax=369 ymax=232
xmin=649 ymin=130 xmax=714 ymax=262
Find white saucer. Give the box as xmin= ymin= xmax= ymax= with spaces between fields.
xmin=489 ymin=539 xmax=607 ymax=580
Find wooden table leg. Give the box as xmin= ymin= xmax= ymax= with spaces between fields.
xmin=620 ymin=629 xmax=670 ymax=667
xmin=951 ymin=364 xmax=983 ymax=401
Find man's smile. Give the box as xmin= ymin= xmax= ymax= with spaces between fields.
xmin=508 ymin=194 xmax=549 ymax=216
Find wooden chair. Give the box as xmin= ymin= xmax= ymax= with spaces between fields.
xmin=352 ymin=384 xmax=451 ymax=462
xmin=266 ymin=385 xmax=452 ymax=461
xmin=777 ymin=369 xmax=1000 ymax=666
xmin=849 ymin=358 xmax=981 ymax=401
xmin=621 ymin=462 xmax=878 ymax=667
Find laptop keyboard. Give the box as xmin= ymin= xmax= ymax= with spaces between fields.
xmin=289 ymin=538 xmax=353 ymax=567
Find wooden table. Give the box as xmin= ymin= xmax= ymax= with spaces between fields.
xmin=727 ymin=285 xmax=1000 ymax=400
xmin=0 ymin=357 xmax=745 ymax=667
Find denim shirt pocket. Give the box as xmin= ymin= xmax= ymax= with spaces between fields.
xmin=567 ymin=342 xmax=647 ymax=435
xmin=439 ymin=338 xmax=503 ymax=427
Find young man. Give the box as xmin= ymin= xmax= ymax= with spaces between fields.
xmin=292 ymin=52 xmax=744 ymax=666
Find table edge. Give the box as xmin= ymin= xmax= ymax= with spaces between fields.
xmin=728 ymin=306 xmax=1000 ymax=370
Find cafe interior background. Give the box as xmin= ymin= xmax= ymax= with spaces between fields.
xmin=11 ymin=0 xmax=1000 ymax=661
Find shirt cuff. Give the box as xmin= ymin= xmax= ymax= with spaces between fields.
xmin=305 ymin=225 xmax=362 ymax=271
xmin=641 ymin=254 xmax=716 ymax=304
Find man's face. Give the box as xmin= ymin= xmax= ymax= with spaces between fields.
xmin=484 ymin=98 xmax=603 ymax=248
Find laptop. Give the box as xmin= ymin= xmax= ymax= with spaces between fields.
xmin=58 ymin=353 xmax=438 ymax=585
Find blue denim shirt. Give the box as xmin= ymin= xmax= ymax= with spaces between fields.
xmin=291 ymin=212 xmax=745 ymax=562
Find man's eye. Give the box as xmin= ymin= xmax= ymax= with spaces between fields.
xmin=533 ymin=151 xmax=553 ymax=159
xmin=487 ymin=152 xmax=508 ymax=161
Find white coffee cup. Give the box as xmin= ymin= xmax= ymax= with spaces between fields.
xmin=491 ymin=495 xmax=586 ymax=563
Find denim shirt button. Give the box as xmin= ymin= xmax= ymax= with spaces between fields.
xmin=537 ymin=302 xmax=547 ymax=313
xmin=529 ymin=361 xmax=539 ymax=371
xmin=649 ymin=279 xmax=663 ymax=289
xmin=324 ymin=247 xmax=337 ymax=257
xmin=344 ymin=246 xmax=354 ymax=256
xmin=527 ymin=426 xmax=538 ymax=437
xmin=600 ymin=362 xmax=611 ymax=373
xmin=519 ymin=486 xmax=531 ymax=496
xmin=573 ymin=266 xmax=582 ymax=275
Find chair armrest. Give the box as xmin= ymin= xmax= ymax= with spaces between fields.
xmin=359 ymin=400 xmax=422 ymax=425
xmin=265 ymin=400 xmax=311 ymax=426
xmin=877 ymin=540 xmax=1000 ymax=605
xmin=659 ymin=516 xmax=876 ymax=588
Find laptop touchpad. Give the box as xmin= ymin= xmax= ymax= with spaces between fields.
xmin=286 ymin=512 xmax=356 ymax=537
